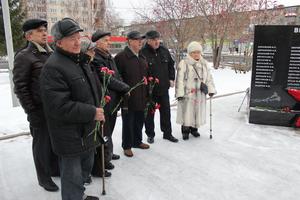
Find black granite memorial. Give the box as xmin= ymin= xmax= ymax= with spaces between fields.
xmin=249 ymin=25 xmax=300 ymax=128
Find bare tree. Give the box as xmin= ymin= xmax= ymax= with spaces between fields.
xmin=135 ymin=0 xmax=205 ymax=63
xmin=90 ymin=0 xmax=106 ymax=30
xmin=62 ymin=0 xmax=107 ymax=33
xmin=194 ymin=0 xmax=276 ymax=68
xmin=104 ymin=5 xmax=124 ymax=33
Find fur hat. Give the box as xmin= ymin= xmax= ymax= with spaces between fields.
xmin=187 ymin=41 xmax=203 ymax=54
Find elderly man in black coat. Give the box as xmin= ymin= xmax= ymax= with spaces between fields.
xmin=114 ymin=31 xmax=150 ymax=157
xmin=40 ymin=18 xmax=104 ymax=200
xmin=13 ymin=19 xmax=59 ymax=192
xmin=141 ymin=30 xmax=178 ymax=143
xmin=90 ymin=30 xmax=130 ymax=176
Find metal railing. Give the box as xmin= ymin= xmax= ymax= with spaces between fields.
xmin=0 ymin=60 xmax=9 ymax=70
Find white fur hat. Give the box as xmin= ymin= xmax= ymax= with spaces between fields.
xmin=187 ymin=41 xmax=203 ymax=54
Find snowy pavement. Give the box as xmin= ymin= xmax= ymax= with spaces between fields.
xmin=1 ymin=93 xmax=300 ymax=200
xmin=1 ymin=68 xmax=300 ymax=200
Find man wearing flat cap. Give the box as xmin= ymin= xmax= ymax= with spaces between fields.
xmin=142 ymin=30 xmax=178 ymax=144
xmin=114 ymin=31 xmax=150 ymax=157
xmin=40 ymin=18 xmax=104 ymax=200
xmin=91 ymin=30 xmax=130 ymax=176
xmin=13 ymin=18 xmax=59 ymax=192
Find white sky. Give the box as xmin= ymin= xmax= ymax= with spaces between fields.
xmin=110 ymin=0 xmax=300 ymax=25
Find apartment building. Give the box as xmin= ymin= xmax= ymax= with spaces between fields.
xmin=20 ymin=0 xmax=107 ymax=34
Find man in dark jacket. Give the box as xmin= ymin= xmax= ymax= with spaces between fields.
xmin=40 ymin=18 xmax=104 ymax=200
xmin=142 ymin=30 xmax=178 ymax=143
xmin=114 ymin=31 xmax=150 ymax=157
xmin=91 ymin=30 xmax=130 ymax=176
xmin=13 ymin=19 xmax=59 ymax=192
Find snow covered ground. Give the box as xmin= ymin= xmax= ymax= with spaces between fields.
xmin=1 ymin=68 xmax=300 ymax=200
xmin=0 ymin=67 xmax=249 ymax=137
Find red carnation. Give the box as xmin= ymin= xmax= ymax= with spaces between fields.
xmin=101 ymin=67 xmax=109 ymax=73
xmin=148 ymin=76 xmax=154 ymax=81
xmin=143 ymin=76 xmax=148 ymax=85
xmin=155 ymin=78 xmax=159 ymax=84
xmin=104 ymin=95 xmax=111 ymax=103
xmin=155 ymin=103 xmax=161 ymax=110
xmin=107 ymin=70 xmax=115 ymax=75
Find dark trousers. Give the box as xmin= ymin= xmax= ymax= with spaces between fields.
xmin=92 ymin=112 xmax=117 ymax=176
xmin=30 ymin=124 xmax=59 ymax=184
xmin=60 ymin=150 xmax=94 ymax=200
xmin=145 ymin=93 xmax=172 ymax=138
xmin=122 ymin=110 xmax=144 ymax=149
xmin=105 ymin=112 xmax=118 ymax=160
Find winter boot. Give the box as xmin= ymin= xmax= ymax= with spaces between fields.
xmin=181 ymin=126 xmax=190 ymax=140
xmin=190 ymin=127 xmax=200 ymax=137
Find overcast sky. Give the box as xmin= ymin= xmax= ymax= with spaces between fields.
xmin=110 ymin=0 xmax=300 ymax=25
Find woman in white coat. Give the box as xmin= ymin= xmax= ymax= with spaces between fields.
xmin=175 ymin=41 xmax=216 ymax=140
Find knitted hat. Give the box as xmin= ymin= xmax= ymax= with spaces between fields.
xmin=80 ymin=37 xmax=96 ymax=53
xmin=187 ymin=41 xmax=203 ymax=54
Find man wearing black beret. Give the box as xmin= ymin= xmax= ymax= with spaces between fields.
xmin=40 ymin=18 xmax=104 ymax=200
xmin=90 ymin=30 xmax=130 ymax=176
xmin=142 ymin=30 xmax=178 ymax=144
xmin=13 ymin=18 xmax=60 ymax=192
xmin=114 ymin=31 xmax=150 ymax=157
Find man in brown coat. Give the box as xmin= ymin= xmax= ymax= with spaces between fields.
xmin=114 ymin=31 xmax=150 ymax=157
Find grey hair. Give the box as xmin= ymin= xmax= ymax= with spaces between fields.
xmin=24 ymin=30 xmax=33 ymax=37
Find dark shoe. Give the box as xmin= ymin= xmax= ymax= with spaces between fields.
xmin=112 ymin=154 xmax=120 ymax=160
xmin=191 ymin=131 xmax=200 ymax=137
xmin=92 ymin=170 xmax=112 ymax=177
xmin=84 ymin=195 xmax=99 ymax=200
xmin=163 ymin=134 xmax=179 ymax=143
xmin=105 ymin=162 xmax=115 ymax=170
xmin=39 ymin=179 xmax=59 ymax=192
xmin=182 ymin=133 xmax=189 ymax=140
xmin=147 ymin=137 xmax=154 ymax=144
xmin=84 ymin=175 xmax=92 ymax=185
xmin=136 ymin=143 xmax=150 ymax=149
xmin=124 ymin=149 xmax=134 ymax=157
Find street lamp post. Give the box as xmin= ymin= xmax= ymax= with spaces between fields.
xmin=1 ymin=0 xmax=19 ymax=107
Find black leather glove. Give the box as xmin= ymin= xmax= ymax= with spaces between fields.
xmin=177 ymin=97 xmax=184 ymax=101
xmin=200 ymin=82 xmax=208 ymax=95
xmin=209 ymin=93 xmax=214 ymax=97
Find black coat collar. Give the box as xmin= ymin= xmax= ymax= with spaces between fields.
xmin=124 ymin=46 xmax=145 ymax=60
xmin=56 ymin=46 xmax=81 ymax=64
xmin=144 ymin=43 xmax=157 ymax=54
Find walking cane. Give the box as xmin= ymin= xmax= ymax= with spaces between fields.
xmin=209 ymin=96 xmax=213 ymax=139
xmin=101 ymin=122 xmax=106 ymax=195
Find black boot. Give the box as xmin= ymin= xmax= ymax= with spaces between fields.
xmin=39 ymin=179 xmax=59 ymax=192
xmin=190 ymin=127 xmax=200 ymax=137
xmin=163 ymin=134 xmax=179 ymax=143
xmin=112 ymin=154 xmax=120 ymax=160
xmin=181 ymin=126 xmax=190 ymax=140
xmin=84 ymin=195 xmax=99 ymax=200
xmin=105 ymin=162 xmax=115 ymax=170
